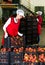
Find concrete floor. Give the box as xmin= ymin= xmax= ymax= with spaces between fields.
xmin=0 ymin=25 xmax=45 ymax=47
xmin=39 ymin=27 xmax=45 ymax=45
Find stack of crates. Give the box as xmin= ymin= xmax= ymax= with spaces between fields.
xmin=23 ymin=46 xmax=38 ymax=65
xmin=9 ymin=35 xmax=25 ymax=65
xmin=19 ymin=18 xmax=26 ymax=35
xmin=22 ymin=45 xmax=45 ymax=65
xmin=0 ymin=35 xmax=25 ymax=65
xmin=7 ymin=36 xmax=25 ymax=65
xmin=19 ymin=16 xmax=38 ymax=46
xmin=25 ymin=16 xmax=38 ymax=45
xmin=32 ymin=18 xmax=38 ymax=44
xmin=37 ymin=46 xmax=45 ymax=65
xmin=10 ymin=48 xmax=23 ymax=65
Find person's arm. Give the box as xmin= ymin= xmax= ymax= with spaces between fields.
xmin=3 ymin=18 xmax=11 ymax=38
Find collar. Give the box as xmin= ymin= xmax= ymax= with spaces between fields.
xmin=14 ymin=18 xmax=18 ymax=23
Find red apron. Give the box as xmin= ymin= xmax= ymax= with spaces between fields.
xmin=38 ymin=24 xmax=41 ymax=35
xmin=37 ymin=15 xmax=42 ymax=35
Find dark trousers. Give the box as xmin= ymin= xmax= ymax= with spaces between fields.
xmin=37 ymin=35 xmax=40 ymax=44
xmin=3 ymin=37 xmax=11 ymax=48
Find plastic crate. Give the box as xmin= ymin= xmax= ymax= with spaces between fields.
xmin=10 ymin=36 xmax=25 ymax=48
xmin=27 ymin=28 xmax=32 ymax=30
xmin=3 ymin=35 xmax=25 ymax=48
xmin=33 ymin=22 xmax=37 ymax=26
xmin=25 ymin=46 xmax=37 ymax=53
xmin=32 ymin=31 xmax=37 ymax=34
xmin=26 ymin=32 xmax=32 ymax=35
xmin=0 ymin=63 xmax=8 ymax=65
xmin=23 ymin=62 xmax=39 ymax=65
xmin=0 ymin=52 xmax=9 ymax=65
xmin=23 ymin=52 xmax=38 ymax=64
xmin=40 ymin=62 xmax=45 ymax=65
xmin=33 ymin=26 xmax=37 ymax=29
xmin=38 ymin=52 xmax=45 ymax=63
xmin=10 ymin=62 xmax=23 ymax=65
xmin=10 ymin=51 xmax=23 ymax=64
xmin=37 ymin=45 xmax=45 ymax=53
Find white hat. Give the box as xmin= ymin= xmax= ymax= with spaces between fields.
xmin=16 ymin=9 xmax=25 ymax=17
xmin=36 ymin=11 xmax=42 ymax=15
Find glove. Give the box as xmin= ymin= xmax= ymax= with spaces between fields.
xmin=4 ymin=32 xmax=8 ymax=38
xmin=19 ymin=33 xmax=23 ymax=37
xmin=18 ymin=32 xmax=23 ymax=37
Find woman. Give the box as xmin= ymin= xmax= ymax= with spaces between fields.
xmin=36 ymin=11 xmax=43 ymax=44
xmin=2 ymin=9 xmax=25 ymax=47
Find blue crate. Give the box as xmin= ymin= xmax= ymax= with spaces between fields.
xmin=23 ymin=62 xmax=39 ymax=65
xmin=0 ymin=52 xmax=9 ymax=64
xmin=40 ymin=62 xmax=45 ymax=65
xmin=0 ymin=52 xmax=9 ymax=59
xmin=10 ymin=62 xmax=22 ymax=65
xmin=0 ymin=63 xmax=8 ymax=65
xmin=10 ymin=52 xmax=23 ymax=63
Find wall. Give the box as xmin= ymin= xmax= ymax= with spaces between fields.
xmin=20 ymin=0 xmax=45 ymax=13
xmin=30 ymin=0 xmax=45 ymax=12
xmin=0 ymin=7 xmax=2 ymax=18
xmin=20 ymin=0 xmax=30 ymax=9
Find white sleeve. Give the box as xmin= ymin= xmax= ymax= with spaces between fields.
xmin=3 ymin=18 xmax=11 ymax=32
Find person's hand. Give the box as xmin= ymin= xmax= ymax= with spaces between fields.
xmin=37 ymin=18 xmax=39 ymax=22
xmin=4 ymin=32 xmax=8 ymax=38
xmin=19 ymin=33 xmax=23 ymax=37
xmin=18 ymin=32 xmax=23 ymax=37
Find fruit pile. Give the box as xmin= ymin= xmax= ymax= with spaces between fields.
xmin=23 ymin=53 xmax=37 ymax=62
xmin=0 ymin=48 xmax=9 ymax=63
xmin=37 ymin=47 xmax=45 ymax=52
xmin=0 ymin=48 xmax=7 ymax=53
xmin=25 ymin=46 xmax=45 ymax=53
xmin=23 ymin=46 xmax=45 ymax=63
xmin=10 ymin=35 xmax=24 ymax=47
xmin=25 ymin=47 xmax=36 ymax=52
xmin=39 ymin=53 xmax=45 ymax=62
xmin=13 ymin=47 xmax=24 ymax=53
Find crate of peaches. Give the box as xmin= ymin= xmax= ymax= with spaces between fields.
xmin=0 ymin=48 xmax=9 ymax=65
xmin=10 ymin=47 xmax=24 ymax=64
xmin=10 ymin=35 xmax=25 ymax=48
xmin=37 ymin=46 xmax=45 ymax=53
xmin=23 ymin=52 xmax=39 ymax=65
xmin=25 ymin=46 xmax=37 ymax=53
xmin=38 ymin=52 xmax=45 ymax=64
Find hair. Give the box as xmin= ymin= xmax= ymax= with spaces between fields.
xmin=10 ymin=14 xmax=17 ymax=17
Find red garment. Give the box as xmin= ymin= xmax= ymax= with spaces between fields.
xmin=2 ymin=17 xmax=20 ymax=45
xmin=6 ymin=17 xmax=20 ymax=36
xmin=37 ymin=15 xmax=42 ymax=34
xmin=2 ymin=35 xmax=5 ymax=45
